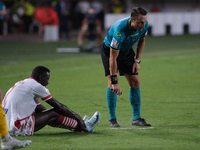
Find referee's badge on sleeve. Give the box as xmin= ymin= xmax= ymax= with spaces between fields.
xmin=111 ymin=38 xmax=119 ymax=49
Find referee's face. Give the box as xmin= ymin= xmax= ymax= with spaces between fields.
xmin=131 ymin=14 xmax=147 ymax=31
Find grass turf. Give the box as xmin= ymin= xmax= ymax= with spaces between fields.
xmin=0 ymin=34 xmax=200 ymax=150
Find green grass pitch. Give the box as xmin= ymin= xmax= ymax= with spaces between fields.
xmin=0 ymin=34 xmax=200 ymax=150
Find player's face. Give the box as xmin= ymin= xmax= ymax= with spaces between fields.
xmin=131 ymin=14 xmax=147 ymax=31
xmin=40 ymin=72 xmax=50 ymax=86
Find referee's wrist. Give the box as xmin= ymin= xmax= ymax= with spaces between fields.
xmin=110 ymin=75 xmax=118 ymax=84
xmin=135 ymin=59 xmax=141 ymax=64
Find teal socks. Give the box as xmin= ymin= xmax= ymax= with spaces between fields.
xmin=106 ymin=87 xmax=117 ymax=120
xmin=106 ymin=87 xmax=141 ymax=121
xmin=129 ymin=87 xmax=141 ymax=120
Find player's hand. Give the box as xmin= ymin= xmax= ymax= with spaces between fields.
xmin=133 ymin=61 xmax=140 ymax=73
xmin=75 ymin=115 xmax=86 ymax=132
xmin=111 ymin=84 xmax=122 ymax=96
xmin=78 ymin=120 xmax=86 ymax=131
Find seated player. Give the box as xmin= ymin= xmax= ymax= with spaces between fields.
xmin=2 ymin=66 xmax=101 ymax=136
xmin=77 ymin=7 xmax=104 ymax=51
xmin=0 ymin=88 xmax=31 ymax=150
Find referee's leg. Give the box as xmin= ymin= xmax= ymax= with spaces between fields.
xmin=101 ymin=45 xmax=119 ymax=127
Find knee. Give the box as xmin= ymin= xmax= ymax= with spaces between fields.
xmin=129 ymin=78 xmax=140 ymax=87
xmin=48 ymin=109 xmax=60 ymax=121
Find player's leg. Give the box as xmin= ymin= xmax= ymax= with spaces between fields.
xmin=124 ymin=74 xmax=151 ymax=126
xmin=78 ymin=24 xmax=87 ymax=50
xmin=34 ymin=108 xmax=101 ymax=132
xmin=95 ymin=27 xmax=103 ymax=47
xmin=34 ymin=108 xmax=64 ymax=131
xmin=34 ymin=104 xmax=78 ymax=131
xmin=34 ymin=107 xmax=88 ymax=132
xmin=47 ymin=113 xmax=79 ymax=131
xmin=0 ymin=104 xmax=9 ymax=139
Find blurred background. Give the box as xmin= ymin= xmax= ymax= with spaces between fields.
xmin=1 ymin=0 xmax=200 ymax=43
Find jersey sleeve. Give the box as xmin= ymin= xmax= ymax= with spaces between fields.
xmin=33 ymin=84 xmax=52 ymax=101
xmin=110 ymin=31 xmax=125 ymax=50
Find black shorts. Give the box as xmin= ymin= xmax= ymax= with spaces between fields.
xmin=0 ymin=20 xmax=3 ymax=35
xmin=101 ymin=43 xmax=138 ymax=76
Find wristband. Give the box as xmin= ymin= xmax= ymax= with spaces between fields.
xmin=110 ymin=75 xmax=118 ymax=84
xmin=135 ymin=59 xmax=141 ymax=64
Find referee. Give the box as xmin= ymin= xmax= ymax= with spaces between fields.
xmin=101 ymin=7 xmax=151 ymax=127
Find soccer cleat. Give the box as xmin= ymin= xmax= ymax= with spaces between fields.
xmin=1 ymin=137 xmax=32 ymax=150
xmin=83 ymin=115 xmax=89 ymax=123
xmin=84 ymin=111 xmax=101 ymax=132
xmin=109 ymin=119 xmax=120 ymax=127
xmin=132 ymin=118 xmax=151 ymax=126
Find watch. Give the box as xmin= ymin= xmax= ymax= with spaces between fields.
xmin=135 ymin=59 xmax=141 ymax=64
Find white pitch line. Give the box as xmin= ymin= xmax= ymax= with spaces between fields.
xmin=136 ymin=127 xmax=154 ymax=130
xmin=109 ymin=127 xmax=154 ymax=130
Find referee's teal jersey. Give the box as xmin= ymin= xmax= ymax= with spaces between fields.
xmin=104 ymin=17 xmax=148 ymax=52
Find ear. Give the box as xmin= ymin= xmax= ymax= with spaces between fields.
xmin=39 ymin=74 xmax=43 ymax=81
xmin=130 ymin=17 xmax=134 ymax=21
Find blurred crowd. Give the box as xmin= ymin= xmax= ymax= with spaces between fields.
xmin=1 ymin=0 xmax=126 ymax=38
xmin=1 ymin=0 xmax=199 ymax=39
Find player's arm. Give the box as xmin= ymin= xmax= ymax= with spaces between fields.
xmin=110 ymin=48 xmax=122 ymax=95
xmin=35 ymin=104 xmax=47 ymax=113
xmin=133 ymin=38 xmax=146 ymax=73
xmin=95 ymin=19 xmax=102 ymax=32
xmin=81 ymin=19 xmax=88 ymax=31
xmin=46 ymin=97 xmax=86 ymax=131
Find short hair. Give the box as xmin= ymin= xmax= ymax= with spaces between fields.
xmin=131 ymin=7 xmax=147 ymax=20
xmin=31 ymin=66 xmax=50 ymax=81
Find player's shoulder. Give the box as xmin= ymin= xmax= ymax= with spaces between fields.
xmin=22 ymin=78 xmax=42 ymax=89
xmin=24 ymin=77 xmax=38 ymax=84
xmin=32 ymin=80 xmax=50 ymax=94
xmin=115 ymin=17 xmax=130 ymax=28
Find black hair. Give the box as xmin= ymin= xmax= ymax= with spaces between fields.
xmin=31 ymin=66 xmax=50 ymax=81
xmin=131 ymin=7 xmax=147 ymax=20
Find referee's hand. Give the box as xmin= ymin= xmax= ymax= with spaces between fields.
xmin=111 ymin=85 xmax=122 ymax=96
xmin=133 ymin=61 xmax=140 ymax=73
